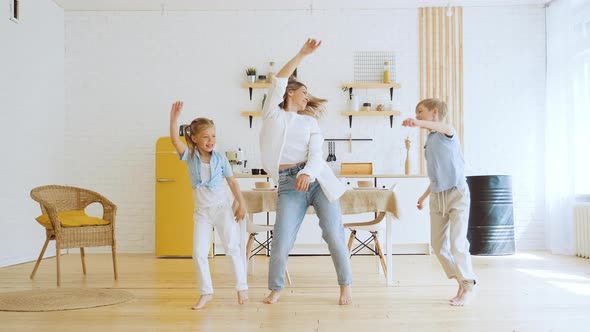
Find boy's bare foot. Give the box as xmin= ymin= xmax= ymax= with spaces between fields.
xmin=263 ymin=290 xmax=282 ymax=304
xmin=450 ymin=285 xmax=464 ymax=302
xmin=237 ymin=290 xmax=249 ymax=305
xmin=339 ymin=285 xmax=352 ymax=305
xmin=191 ymin=294 xmax=213 ymax=310
xmin=450 ymin=288 xmax=475 ymax=306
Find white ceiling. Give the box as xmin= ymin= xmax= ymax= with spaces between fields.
xmin=53 ymin=0 xmax=551 ymax=11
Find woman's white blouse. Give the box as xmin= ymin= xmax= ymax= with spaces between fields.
xmin=259 ymin=76 xmax=346 ymax=202
xmin=279 ymin=112 xmax=316 ymax=165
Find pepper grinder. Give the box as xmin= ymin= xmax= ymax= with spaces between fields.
xmin=404 ymin=137 xmax=411 ymax=175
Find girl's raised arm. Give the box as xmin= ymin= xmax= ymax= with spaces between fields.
xmin=169 ymin=101 xmax=187 ymax=155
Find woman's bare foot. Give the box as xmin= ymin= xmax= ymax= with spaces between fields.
xmin=450 ymin=285 xmax=464 ymax=302
xmin=237 ymin=290 xmax=249 ymax=305
xmin=263 ymin=290 xmax=282 ymax=304
xmin=191 ymin=294 xmax=213 ymax=310
xmin=339 ymin=285 xmax=352 ymax=305
xmin=450 ymin=288 xmax=475 ymax=306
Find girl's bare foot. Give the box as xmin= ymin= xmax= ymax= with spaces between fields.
xmin=450 ymin=288 xmax=475 ymax=306
xmin=191 ymin=294 xmax=213 ymax=310
xmin=237 ymin=290 xmax=249 ymax=305
xmin=339 ymin=285 xmax=352 ymax=305
xmin=450 ymin=285 xmax=464 ymax=302
xmin=263 ymin=290 xmax=282 ymax=304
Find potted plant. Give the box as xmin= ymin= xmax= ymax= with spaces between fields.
xmin=246 ymin=67 xmax=257 ymax=83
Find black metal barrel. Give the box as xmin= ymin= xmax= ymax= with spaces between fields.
xmin=466 ymin=175 xmax=515 ymax=255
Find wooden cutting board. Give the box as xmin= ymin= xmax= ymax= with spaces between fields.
xmin=340 ymin=162 xmax=373 ymax=175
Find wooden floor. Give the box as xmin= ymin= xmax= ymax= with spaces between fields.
xmin=1 ymin=252 xmax=589 ymax=331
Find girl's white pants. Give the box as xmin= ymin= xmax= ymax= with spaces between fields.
xmin=193 ymin=203 xmax=248 ymax=295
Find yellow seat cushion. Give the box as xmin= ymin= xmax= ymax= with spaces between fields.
xmin=35 ymin=210 xmax=110 ymax=229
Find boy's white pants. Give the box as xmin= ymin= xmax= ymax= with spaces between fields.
xmin=193 ymin=203 xmax=248 ymax=295
xmin=429 ymin=185 xmax=478 ymax=286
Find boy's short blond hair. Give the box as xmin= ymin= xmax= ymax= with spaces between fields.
xmin=416 ymin=98 xmax=448 ymax=121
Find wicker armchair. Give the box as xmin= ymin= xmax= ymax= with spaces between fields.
xmin=30 ymin=185 xmax=118 ymax=286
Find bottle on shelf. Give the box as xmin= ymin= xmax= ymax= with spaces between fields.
xmin=350 ymin=95 xmax=360 ymax=111
xmin=383 ymin=61 xmax=390 ymax=84
xmin=267 ymin=61 xmax=275 ymax=83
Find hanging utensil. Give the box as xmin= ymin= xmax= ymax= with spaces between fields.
xmin=333 ymin=142 xmax=337 ymax=162
xmin=329 ymin=141 xmax=335 ymax=162
xmin=330 ymin=142 xmax=334 ymax=162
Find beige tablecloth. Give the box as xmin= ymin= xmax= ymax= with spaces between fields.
xmin=241 ymin=189 xmax=398 ymax=219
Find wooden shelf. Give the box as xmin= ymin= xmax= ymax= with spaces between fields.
xmin=240 ymin=111 xmax=262 ymax=128
xmin=241 ymin=82 xmax=271 ymax=100
xmin=341 ymin=111 xmax=401 ymax=116
xmin=342 ymin=82 xmax=401 ymax=100
xmin=342 ymin=83 xmax=401 ymax=89
xmin=240 ymin=111 xmax=261 ymax=116
xmin=239 ymin=81 xmax=403 ymax=128
xmin=341 ymin=110 xmax=402 ymax=128
xmin=240 ymin=82 xmax=271 ymax=89
xmin=239 ymin=110 xmax=402 ymax=128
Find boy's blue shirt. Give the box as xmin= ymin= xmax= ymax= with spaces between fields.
xmin=425 ymin=130 xmax=466 ymax=193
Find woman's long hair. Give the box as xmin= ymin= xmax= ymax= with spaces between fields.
xmin=278 ymin=77 xmax=327 ymax=119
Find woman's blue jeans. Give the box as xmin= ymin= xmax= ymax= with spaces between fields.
xmin=268 ymin=163 xmax=352 ymax=290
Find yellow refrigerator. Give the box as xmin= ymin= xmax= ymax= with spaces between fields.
xmin=155 ymin=137 xmax=194 ymax=257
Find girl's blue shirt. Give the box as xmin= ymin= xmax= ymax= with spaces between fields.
xmin=180 ymin=149 xmax=233 ymax=189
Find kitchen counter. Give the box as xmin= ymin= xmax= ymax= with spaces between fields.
xmin=232 ymin=172 xmax=431 ymax=256
xmin=234 ymin=173 xmax=427 ymax=179
xmin=234 ymin=174 xmax=270 ymax=178
xmin=338 ymin=174 xmax=428 ymax=178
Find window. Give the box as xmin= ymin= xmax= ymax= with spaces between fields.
xmin=573 ymin=15 xmax=590 ymax=197
xmin=573 ymin=55 xmax=590 ymax=197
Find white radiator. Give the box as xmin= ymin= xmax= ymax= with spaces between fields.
xmin=576 ymin=204 xmax=590 ymax=259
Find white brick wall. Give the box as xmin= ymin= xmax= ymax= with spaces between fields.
xmin=59 ymin=5 xmax=547 ymax=254
xmin=463 ymin=6 xmax=546 ymax=250
xmin=0 ymin=0 xmax=65 ymax=267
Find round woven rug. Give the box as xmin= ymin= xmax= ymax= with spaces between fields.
xmin=0 ymin=288 xmax=134 ymax=312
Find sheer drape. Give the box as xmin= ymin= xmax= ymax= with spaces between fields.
xmin=545 ymin=0 xmax=588 ymax=254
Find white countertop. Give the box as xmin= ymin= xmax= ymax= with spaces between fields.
xmin=234 ymin=173 xmax=427 ymax=178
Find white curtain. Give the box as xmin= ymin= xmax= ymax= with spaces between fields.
xmin=545 ymin=0 xmax=590 ymax=255
xmin=545 ymin=0 xmax=589 ymax=255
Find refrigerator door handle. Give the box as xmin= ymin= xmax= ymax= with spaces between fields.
xmin=157 ymin=178 xmax=176 ymax=182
